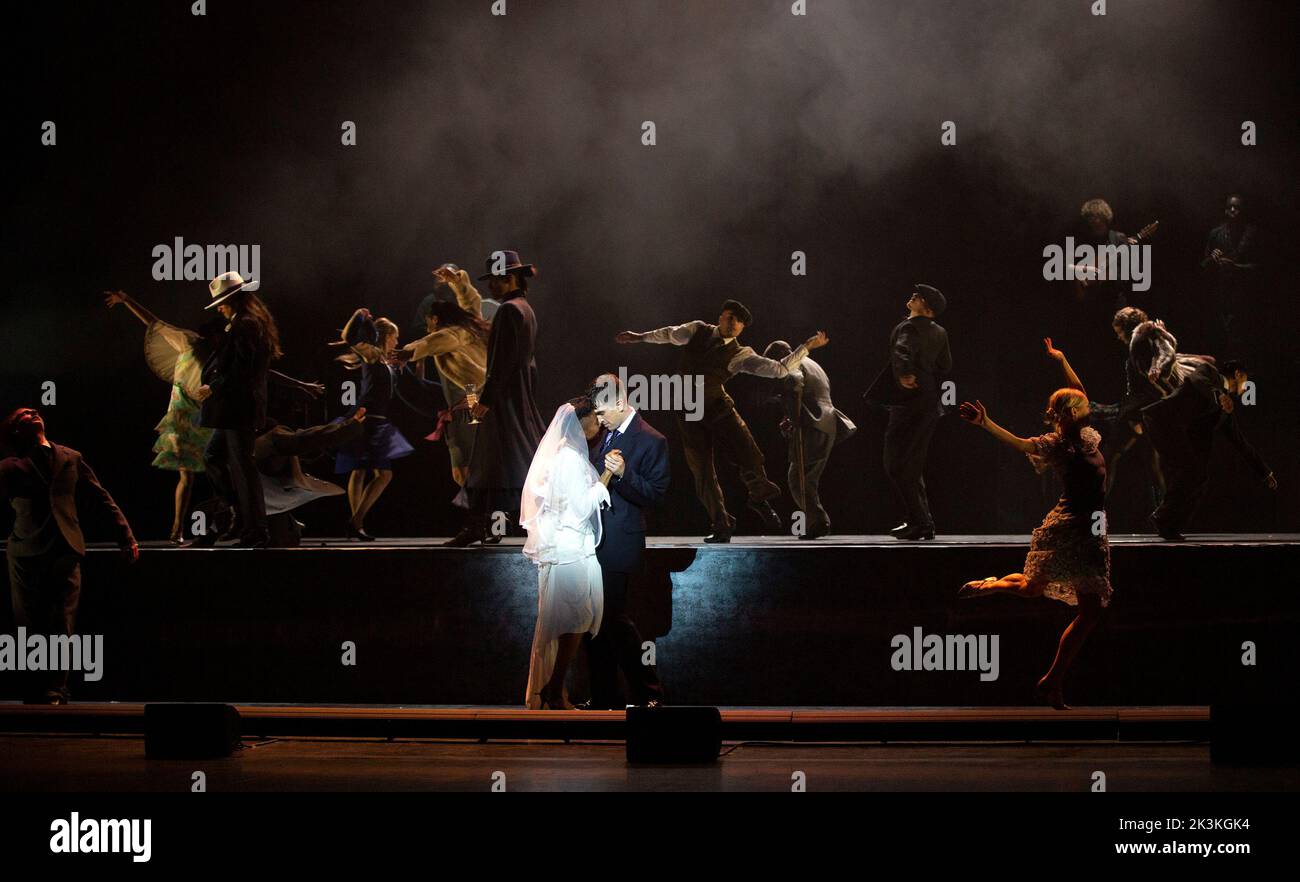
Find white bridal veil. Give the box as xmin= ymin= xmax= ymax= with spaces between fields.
xmin=520 ymin=403 xmax=608 ymax=565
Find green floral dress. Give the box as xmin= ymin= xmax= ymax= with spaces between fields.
xmin=150 ymin=349 xmax=213 ymax=472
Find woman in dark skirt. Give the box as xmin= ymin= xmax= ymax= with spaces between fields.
xmin=956 ymin=338 xmax=1111 ymax=710
xmin=332 ymin=309 xmax=415 ymax=540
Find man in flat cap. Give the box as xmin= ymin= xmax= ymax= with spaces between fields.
xmin=617 ymin=300 xmax=828 ymax=543
xmin=865 ymin=284 xmax=952 ymax=540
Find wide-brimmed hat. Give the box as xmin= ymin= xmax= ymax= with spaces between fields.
xmin=477 ymin=250 xmax=536 ymax=281
xmin=205 ymin=271 xmax=261 ymax=310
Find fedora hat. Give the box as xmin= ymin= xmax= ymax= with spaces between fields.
xmin=206 ymin=271 xmax=260 ymax=310
xmin=477 ymin=250 xmax=536 ymax=281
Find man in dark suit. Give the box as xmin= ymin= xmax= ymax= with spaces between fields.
xmin=1 ymin=407 xmax=137 ymax=703
xmin=445 ymin=250 xmax=547 ymax=547
xmin=197 ymin=272 xmax=276 ymax=548
xmin=762 ymin=341 xmax=857 ymax=540
xmin=865 ymin=284 xmax=952 ymax=540
xmin=581 ymin=374 xmax=670 ymax=708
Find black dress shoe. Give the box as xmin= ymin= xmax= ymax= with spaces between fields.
xmin=442 ymin=527 xmax=484 ymax=547
xmin=747 ymin=499 xmax=782 ymax=533
xmin=573 ymin=700 xmax=612 ymax=711
xmin=893 ymin=524 xmax=935 ymax=541
xmin=481 ymin=532 xmax=504 ymax=545
xmin=345 ymin=523 xmax=376 ymax=542
xmin=703 ymin=531 xmax=732 ymax=544
xmin=888 ymin=523 xmax=911 ymax=537
xmin=1151 ymin=517 xmax=1186 ymax=542
xmin=799 ymin=523 xmax=830 ymax=540
xmin=236 ymin=533 xmax=269 ymax=549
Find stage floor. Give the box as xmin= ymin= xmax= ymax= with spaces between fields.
xmin=1 ymin=734 xmax=1293 ymax=792
xmin=0 ymin=702 xmax=1214 ymax=743
xmin=124 ymin=532 xmax=1300 ymax=551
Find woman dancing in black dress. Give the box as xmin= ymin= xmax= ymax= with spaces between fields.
xmin=957 ymin=338 xmax=1111 ymax=710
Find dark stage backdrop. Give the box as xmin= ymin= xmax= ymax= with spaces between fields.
xmin=2 ymin=0 xmax=1297 ymax=540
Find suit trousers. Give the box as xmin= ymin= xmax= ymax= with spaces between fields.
xmin=7 ymin=549 xmax=82 ymax=701
xmin=586 ymin=569 xmax=663 ymax=707
xmin=204 ymin=427 xmax=268 ymax=539
xmin=883 ymin=401 xmax=941 ymax=529
xmin=788 ymin=426 xmax=835 ymax=530
xmin=1148 ymin=414 xmax=1215 ymax=534
xmin=679 ymin=409 xmax=780 ymax=532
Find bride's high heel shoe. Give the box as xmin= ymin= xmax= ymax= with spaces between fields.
xmin=538 ymin=685 xmax=573 ymax=710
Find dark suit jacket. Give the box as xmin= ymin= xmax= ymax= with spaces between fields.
xmin=865 ymin=316 xmax=952 ymax=407
xmin=0 ymin=443 xmax=134 ymax=556
xmin=589 ymin=413 xmax=669 ymax=573
xmin=201 ymin=312 xmax=272 ymax=430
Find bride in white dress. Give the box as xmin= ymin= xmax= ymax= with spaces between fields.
xmin=522 ymin=401 xmax=611 ymax=710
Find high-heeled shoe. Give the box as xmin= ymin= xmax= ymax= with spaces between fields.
xmin=958 ymin=577 xmax=997 ymax=600
xmin=538 ymin=686 xmax=572 ymax=710
xmin=345 ymin=523 xmax=376 ymax=542
xmin=1034 ymin=679 xmax=1069 ymax=711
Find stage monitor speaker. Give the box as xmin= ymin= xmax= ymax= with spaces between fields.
xmin=1210 ymin=703 xmax=1298 ymax=765
xmin=145 ymin=703 xmax=242 ymax=759
xmin=626 ymin=706 xmax=721 ymax=764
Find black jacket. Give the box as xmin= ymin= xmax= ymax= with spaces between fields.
xmin=865 ymin=315 xmax=952 ymax=407
xmin=589 ymin=413 xmax=670 ymax=573
xmin=201 ymin=312 xmax=272 ymax=430
xmin=1 ymin=443 xmax=134 ymax=556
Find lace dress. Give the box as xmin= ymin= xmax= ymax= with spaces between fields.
xmin=1023 ymin=426 xmax=1113 ymax=607
xmin=522 ymin=445 xmax=610 ymax=709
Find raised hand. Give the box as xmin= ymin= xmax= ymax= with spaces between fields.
xmin=958 ymin=400 xmax=988 ymax=427
xmin=604 ymin=450 xmax=625 ymax=477
xmin=614 ymin=331 xmax=641 ymax=344
xmin=103 ymin=289 xmax=128 ymax=308
xmin=804 ymin=330 xmax=829 ymax=350
xmin=1043 ymin=337 xmax=1065 ymax=361
xmin=432 ymin=265 xmax=464 ymax=287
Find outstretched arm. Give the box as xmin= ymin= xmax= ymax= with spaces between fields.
xmin=103 ymin=290 xmax=159 ymax=328
xmin=1043 ymin=337 xmax=1086 ymax=398
xmin=615 ymin=321 xmax=706 ymax=346
xmin=731 ymin=332 xmax=828 ymax=379
xmin=958 ymin=400 xmax=1036 ymax=454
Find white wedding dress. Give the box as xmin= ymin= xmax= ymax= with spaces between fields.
xmin=521 ymin=404 xmax=610 ymax=709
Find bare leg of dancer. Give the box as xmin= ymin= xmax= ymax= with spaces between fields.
xmin=541 ymin=633 xmax=583 ymax=709
xmin=1037 ymin=593 xmax=1105 ymax=709
xmin=170 ymin=469 xmax=194 ymax=542
xmin=347 ymin=470 xmax=366 ymax=520
xmin=350 ymin=468 xmax=392 ymax=530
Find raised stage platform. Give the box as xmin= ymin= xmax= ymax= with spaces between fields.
xmin=0 ymin=703 xmax=1211 ymax=743
xmin=2 ymin=534 xmax=1297 ymax=707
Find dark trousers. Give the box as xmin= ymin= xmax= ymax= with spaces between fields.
xmin=883 ymin=401 xmax=941 ymax=529
xmin=1148 ymin=415 xmax=1215 ymax=534
xmin=586 ymin=569 xmax=663 ymax=707
xmin=7 ymin=549 xmax=82 ymax=701
xmin=679 ymin=409 xmax=780 ymax=532
xmin=204 ymin=428 xmax=267 ymax=540
xmin=788 ymin=426 xmax=835 ymax=530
